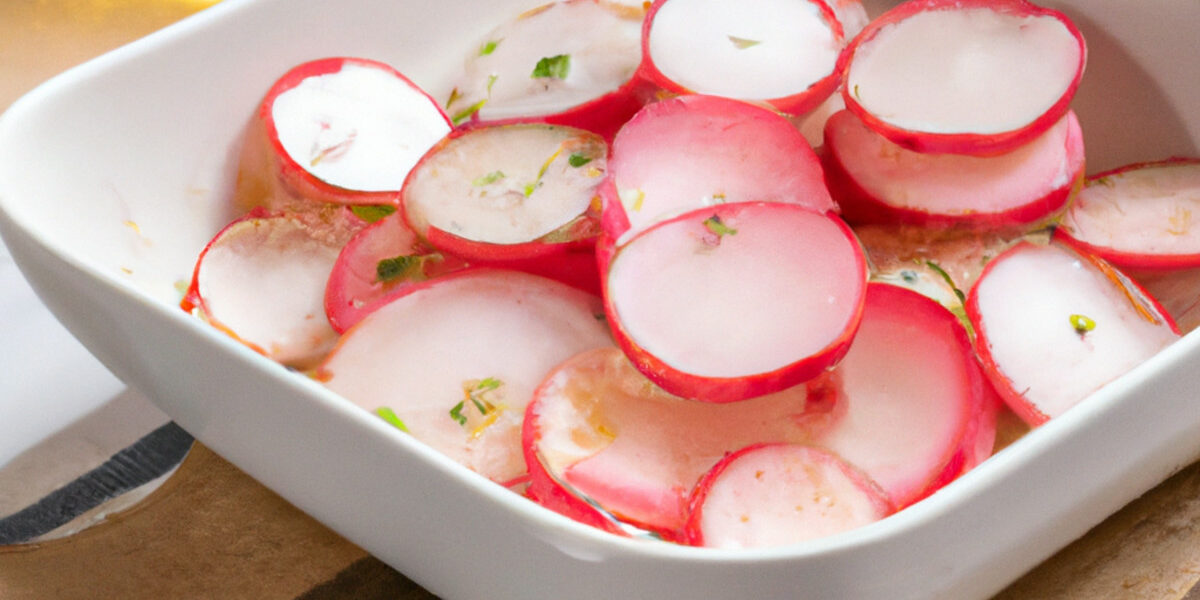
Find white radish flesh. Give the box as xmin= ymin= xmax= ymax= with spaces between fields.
xmin=604 ymin=202 xmax=866 ymax=402
xmin=1058 ymin=159 xmax=1200 ymax=268
xmin=967 ymin=241 xmax=1179 ymax=425
xmin=642 ymin=0 xmax=842 ymax=113
xmin=842 ymin=0 xmax=1084 ymax=154
xmin=602 ymin=95 xmax=833 ymax=244
xmin=183 ymin=209 xmax=362 ymax=368
xmin=823 ymin=109 xmax=1084 ymax=227
xmin=685 ymin=443 xmax=891 ymax=549
xmin=815 ymin=283 xmax=995 ymax=507
xmin=444 ymin=0 xmax=644 ymax=131
xmin=401 ymin=124 xmax=606 ymax=261
xmin=318 ymin=269 xmax=612 ymax=484
xmin=525 ymin=347 xmax=835 ymax=536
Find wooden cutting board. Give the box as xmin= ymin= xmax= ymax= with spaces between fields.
xmin=3 ymin=2 xmax=1200 ymax=598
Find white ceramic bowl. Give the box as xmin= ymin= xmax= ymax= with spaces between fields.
xmin=2 ymin=1 xmax=1199 ymax=598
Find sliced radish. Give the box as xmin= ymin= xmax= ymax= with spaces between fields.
xmin=640 ymin=0 xmax=844 ymax=116
xmin=234 ymin=57 xmax=451 ymax=212
xmin=684 ymin=443 xmax=892 ymax=549
xmin=823 ymin=109 xmax=1085 ymax=228
xmin=317 ymin=269 xmax=612 ymax=484
xmin=967 ymin=241 xmax=1180 ymax=426
xmin=1057 ymin=158 xmax=1200 ymax=269
xmin=324 ymin=209 xmax=468 ymax=333
xmin=181 ymin=207 xmax=364 ymax=368
xmin=814 ymin=282 xmax=997 ymax=508
xmin=1122 ymin=265 xmax=1200 ymax=335
xmin=524 ymin=347 xmax=838 ymax=537
xmin=840 ymin=0 xmax=1086 ymax=155
xmin=401 ymin=123 xmax=606 ymax=263
xmin=443 ymin=0 xmax=650 ymax=140
xmin=821 ymin=0 xmax=870 ymax=39
xmin=604 ymin=202 xmax=867 ymax=402
xmin=601 ymin=95 xmax=834 ymax=244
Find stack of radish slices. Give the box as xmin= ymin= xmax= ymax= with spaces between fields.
xmin=180 ymin=0 xmax=1200 ymax=551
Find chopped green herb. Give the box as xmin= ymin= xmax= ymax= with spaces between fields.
xmin=531 ymin=54 xmax=571 ymax=79
xmin=900 ymin=269 xmax=919 ymax=284
xmin=445 ymin=87 xmax=461 ymax=110
xmin=351 ymin=204 xmax=396 ymax=223
xmin=522 ymin=146 xmax=565 ymax=197
xmin=568 ymin=153 xmax=593 ymax=168
xmin=451 ymin=99 xmax=488 ymax=126
xmin=1070 ymin=313 xmax=1096 ymax=334
xmin=375 ymin=407 xmax=410 ymax=432
xmin=376 ymin=255 xmax=423 ymax=283
xmin=486 ymin=73 xmax=499 ymax=94
xmin=853 ymin=84 xmax=861 ymax=100
xmin=925 ymin=260 xmax=966 ymax=304
xmin=479 ymin=39 xmax=500 ymax=56
xmin=703 ymin=214 xmax=738 ymax=237
xmin=450 ymin=378 xmax=505 ymax=429
xmin=727 ymin=35 xmax=762 ymax=49
xmin=473 ymin=170 xmax=507 ymax=186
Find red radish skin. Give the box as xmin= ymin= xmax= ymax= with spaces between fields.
xmin=684 ymin=443 xmax=892 ymax=549
xmin=444 ymin=0 xmax=652 ymax=141
xmin=815 ymin=283 xmax=997 ymax=508
xmin=839 ymin=0 xmax=1086 ymax=155
xmin=966 ymin=241 xmax=1180 ymax=426
xmin=822 ymin=109 xmax=1085 ymax=229
xmin=523 ymin=347 xmax=839 ymax=538
xmin=601 ymin=95 xmax=834 ymax=244
xmin=603 ymin=202 xmax=867 ymax=403
xmin=235 ymin=57 xmax=451 ymax=212
xmin=401 ymin=124 xmax=606 ymax=264
xmin=324 ymin=211 xmax=468 ymax=333
xmin=1057 ymin=158 xmax=1200 ymax=270
xmin=638 ymin=0 xmax=845 ymax=117
xmin=182 ymin=207 xmax=364 ymax=368
xmin=317 ymin=269 xmax=613 ymax=484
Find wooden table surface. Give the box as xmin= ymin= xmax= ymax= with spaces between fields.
xmin=2 ymin=2 xmax=1200 ymax=598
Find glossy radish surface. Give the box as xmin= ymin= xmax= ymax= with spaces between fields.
xmin=182 ymin=208 xmax=363 ymax=368
xmin=236 ymin=57 xmax=451 ymax=211
xmin=640 ymin=0 xmax=843 ymax=115
xmin=684 ymin=443 xmax=892 ymax=549
xmin=443 ymin=0 xmax=647 ymax=139
xmin=324 ymin=210 xmax=467 ymax=333
xmin=318 ymin=269 xmax=612 ymax=484
xmin=401 ymin=123 xmax=605 ymax=263
xmin=524 ymin=347 xmax=835 ymax=537
xmin=967 ymin=241 xmax=1179 ymax=425
xmin=815 ymin=283 xmax=996 ymax=507
xmin=841 ymin=0 xmax=1085 ymax=155
xmin=604 ymin=202 xmax=866 ymax=402
xmin=823 ymin=109 xmax=1084 ymax=228
xmin=602 ymin=95 xmax=833 ymax=244
xmin=1057 ymin=159 xmax=1200 ymax=269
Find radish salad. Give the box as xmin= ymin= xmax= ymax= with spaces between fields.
xmin=182 ymin=0 xmax=1196 ymax=548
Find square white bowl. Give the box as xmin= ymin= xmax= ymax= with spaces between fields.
xmin=1 ymin=0 xmax=1198 ymax=598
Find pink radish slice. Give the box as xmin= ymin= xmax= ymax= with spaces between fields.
xmin=814 ymin=282 xmax=996 ymax=508
xmin=840 ymin=0 xmax=1086 ymax=155
xmin=182 ymin=207 xmax=364 ymax=368
xmin=604 ymin=202 xmax=867 ymax=403
xmin=1057 ymin=158 xmax=1200 ymax=269
xmin=524 ymin=347 xmax=839 ymax=538
xmin=317 ymin=269 xmax=612 ymax=484
xmin=823 ymin=109 xmax=1085 ymax=228
xmin=967 ymin=241 xmax=1180 ymax=426
xmin=684 ymin=443 xmax=892 ymax=549
xmin=324 ymin=210 xmax=468 ymax=333
xmin=601 ymin=95 xmax=834 ymax=244
xmin=443 ymin=0 xmax=650 ymax=141
xmin=235 ymin=57 xmax=451 ymax=212
xmin=401 ymin=123 xmax=606 ymax=263
xmin=639 ymin=0 xmax=844 ymax=116
xmin=821 ymin=0 xmax=869 ymax=39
